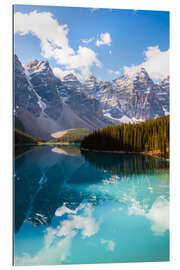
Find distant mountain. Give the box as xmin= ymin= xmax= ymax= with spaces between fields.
xmin=156 ymin=76 xmax=169 ymax=115
xmin=14 ymin=55 xmax=111 ymax=139
xmin=14 ymin=55 xmax=169 ymax=139
xmin=83 ymin=68 xmax=169 ymax=123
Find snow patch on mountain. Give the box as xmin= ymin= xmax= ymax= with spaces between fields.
xmin=34 ymin=91 xmax=47 ymax=114
xmin=24 ymin=66 xmax=47 ymax=115
xmin=162 ymin=107 xmax=169 ymax=116
xmin=23 ymin=67 xmax=34 ymax=91
xmin=104 ymin=113 xmax=134 ymax=123
xmin=119 ymin=115 xmax=134 ymax=123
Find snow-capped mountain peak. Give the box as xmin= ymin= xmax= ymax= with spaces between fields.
xmin=84 ymin=67 xmax=169 ymax=123
xmin=14 ymin=55 xmax=169 ymax=139
xmin=25 ymin=60 xmax=51 ymax=74
xmin=62 ymin=73 xmax=79 ymax=82
xmin=86 ymin=74 xmax=97 ymax=81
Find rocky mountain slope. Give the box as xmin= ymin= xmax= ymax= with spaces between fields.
xmin=83 ymin=68 xmax=169 ymax=123
xmin=14 ymin=55 xmax=169 ymax=139
xmin=14 ymin=55 xmax=111 ymax=139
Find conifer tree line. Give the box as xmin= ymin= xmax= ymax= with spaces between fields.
xmin=81 ymin=116 xmax=169 ymax=153
xmin=82 ymin=151 xmax=169 ymax=176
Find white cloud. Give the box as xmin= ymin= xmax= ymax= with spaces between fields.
xmin=15 ymin=202 xmax=100 ymax=266
xmin=54 ymin=203 xmax=99 ymax=239
xmin=146 ymin=198 xmax=169 ymax=235
xmin=53 ymin=67 xmax=81 ymax=80
xmin=128 ymin=197 xmax=169 ymax=236
xmin=81 ymin=37 xmax=94 ymax=44
xmin=109 ymin=69 xmax=120 ymax=76
xmin=15 ymin=11 xmax=101 ymax=79
xmin=90 ymin=8 xmax=99 ymax=13
xmin=55 ymin=203 xmax=85 ymax=217
xmin=15 ymin=231 xmax=75 ymax=266
xmin=96 ymin=32 xmax=112 ymax=47
xmin=45 ymin=202 xmax=99 ymax=249
xmin=90 ymin=8 xmax=112 ymax=13
xmin=123 ymin=46 xmax=169 ymax=81
xmin=101 ymin=239 xmax=115 ymax=251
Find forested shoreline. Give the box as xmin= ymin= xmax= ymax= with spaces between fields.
xmin=80 ymin=116 xmax=169 ymax=157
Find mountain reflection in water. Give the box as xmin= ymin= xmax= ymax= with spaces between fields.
xmin=14 ymin=145 xmax=169 ymax=265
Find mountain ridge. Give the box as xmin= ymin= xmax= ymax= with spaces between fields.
xmin=14 ymin=55 xmax=169 ymax=139
xmin=83 ymin=68 xmax=169 ymax=122
xmin=14 ymin=55 xmax=111 ymax=139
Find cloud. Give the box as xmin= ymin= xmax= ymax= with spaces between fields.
xmin=128 ymin=197 xmax=169 ymax=236
xmin=96 ymin=33 xmax=112 ymax=47
xmin=81 ymin=37 xmax=94 ymax=44
xmin=53 ymin=203 xmax=99 ymax=239
xmin=101 ymin=239 xmax=115 ymax=251
xmin=45 ymin=202 xmax=99 ymax=249
xmin=15 ymin=231 xmax=75 ymax=266
xmin=53 ymin=67 xmax=81 ymax=80
xmin=15 ymin=202 xmax=100 ymax=266
xmin=15 ymin=10 xmax=101 ymax=79
xmin=90 ymin=8 xmax=99 ymax=13
xmin=109 ymin=69 xmax=121 ymax=76
xmin=123 ymin=46 xmax=169 ymax=81
xmin=55 ymin=203 xmax=85 ymax=217
xmin=90 ymin=8 xmax=112 ymax=13
xmin=146 ymin=198 xmax=169 ymax=235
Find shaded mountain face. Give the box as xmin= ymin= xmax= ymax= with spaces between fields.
xmin=83 ymin=68 xmax=169 ymax=122
xmin=25 ymin=59 xmax=63 ymax=120
xmin=61 ymin=73 xmax=106 ymax=127
xmin=14 ymin=55 xmax=169 ymax=138
xmin=14 ymin=55 xmax=42 ymax=118
xmin=14 ymin=55 xmax=110 ymax=138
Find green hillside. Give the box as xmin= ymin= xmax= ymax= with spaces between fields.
xmin=49 ymin=128 xmax=91 ymax=143
xmin=81 ymin=116 xmax=169 ymax=155
xmin=14 ymin=128 xmax=45 ymax=145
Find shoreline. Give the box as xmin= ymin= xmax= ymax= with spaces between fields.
xmin=15 ymin=144 xmax=169 ymax=160
xmin=80 ymin=148 xmax=169 ymax=160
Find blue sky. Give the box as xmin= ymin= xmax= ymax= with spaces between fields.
xmin=14 ymin=5 xmax=169 ymax=81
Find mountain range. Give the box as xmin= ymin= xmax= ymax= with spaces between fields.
xmin=14 ymin=55 xmax=169 ymax=139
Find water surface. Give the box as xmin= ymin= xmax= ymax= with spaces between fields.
xmin=14 ymin=145 xmax=169 ymax=265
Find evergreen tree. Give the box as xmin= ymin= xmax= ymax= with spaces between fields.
xmin=81 ymin=116 xmax=169 ymax=155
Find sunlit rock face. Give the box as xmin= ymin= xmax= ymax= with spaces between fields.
xmin=14 ymin=55 xmax=112 ymax=138
xmin=14 ymin=55 xmax=169 ymax=138
xmin=156 ymin=76 xmax=169 ymax=115
xmin=83 ymin=68 xmax=169 ymax=123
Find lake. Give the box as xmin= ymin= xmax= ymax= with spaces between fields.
xmin=14 ymin=145 xmax=169 ymax=266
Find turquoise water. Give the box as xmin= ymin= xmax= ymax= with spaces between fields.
xmin=14 ymin=145 xmax=169 ymax=266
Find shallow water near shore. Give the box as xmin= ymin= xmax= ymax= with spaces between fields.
xmin=14 ymin=145 xmax=169 ymax=266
